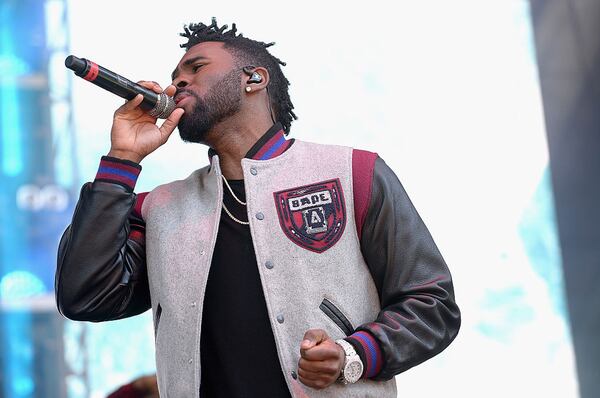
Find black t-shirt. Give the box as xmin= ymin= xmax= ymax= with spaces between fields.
xmin=200 ymin=179 xmax=291 ymax=398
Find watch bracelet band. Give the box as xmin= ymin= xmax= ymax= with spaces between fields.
xmin=335 ymin=339 xmax=363 ymax=383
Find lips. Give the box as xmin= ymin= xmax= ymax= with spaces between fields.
xmin=174 ymin=92 xmax=192 ymax=105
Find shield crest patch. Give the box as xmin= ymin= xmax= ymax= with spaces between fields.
xmin=273 ymin=179 xmax=346 ymax=253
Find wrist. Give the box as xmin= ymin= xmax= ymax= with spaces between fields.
xmin=108 ymin=149 xmax=144 ymax=164
xmin=335 ymin=339 xmax=364 ymax=384
xmin=335 ymin=343 xmax=346 ymax=378
xmin=345 ymin=331 xmax=383 ymax=379
xmin=96 ymin=156 xmax=142 ymax=192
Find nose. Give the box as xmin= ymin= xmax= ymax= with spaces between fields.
xmin=173 ymin=76 xmax=188 ymax=88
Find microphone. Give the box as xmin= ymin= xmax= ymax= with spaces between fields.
xmin=65 ymin=55 xmax=175 ymax=119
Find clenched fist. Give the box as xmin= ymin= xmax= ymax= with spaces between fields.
xmin=297 ymin=329 xmax=345 ymax=390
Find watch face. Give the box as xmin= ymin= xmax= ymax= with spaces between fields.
xmin=345 ymin=360 xmax=363 ymax=383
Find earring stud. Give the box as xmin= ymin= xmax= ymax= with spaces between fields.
xmin=245 ymin=86 xmax=252 ymax=92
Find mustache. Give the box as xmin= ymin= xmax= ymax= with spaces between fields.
xmin=175 ymin=88 xmax=199 ymax=99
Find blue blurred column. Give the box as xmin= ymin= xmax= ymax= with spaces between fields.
xmin=0 ymin=0 xmax=76 ymax=396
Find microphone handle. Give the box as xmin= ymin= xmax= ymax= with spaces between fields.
xmin=65 ymin=55 xmax=174 ymax=118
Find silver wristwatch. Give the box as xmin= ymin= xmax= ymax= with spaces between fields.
xmin=335 ymin=339 xmax=364 ymax=384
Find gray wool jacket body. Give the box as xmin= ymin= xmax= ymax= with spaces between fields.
xmin=56 ymin=139 xmax=461 ymax=397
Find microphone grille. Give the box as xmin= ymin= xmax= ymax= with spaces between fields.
xmin=149 ymin=93 xmax=176 ymax=119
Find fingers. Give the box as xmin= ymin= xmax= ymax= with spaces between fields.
xmin=298 ymin=329 xmax=345 ymax=389
xmin=116 ymin=81 xmax=176 ymax=119
xmin=164 ymin=84 xmax=177 ymax=97
xmin=136 ymin=81 xmax=176 ymax=104
xmin=300 ymin=329 xmax=334 ymax=361
xmin=115 ymin=94 xmax=144 ymax=116
xmin=298 ymin=358 xmax=341 ymax=376
xmin=158 ymin=108 xmax=185 ymax=141
xmin=138 ymin=80 xmax=163 ymax=94
xmin=296 ymin=330 xmax=344 ymax=389
xmin=137 ymin=81 xmax=177 ymax=98
xmin=297 ymin=355 xmax=342 ymax=390
xmin=298 ymin=367 xmax=329 ymax=389
xmin=301 ymin=329 xmax=329 ymax=351
xmin=301 ymin=341 xmax=340 ymax=361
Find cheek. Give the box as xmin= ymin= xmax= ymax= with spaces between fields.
xmin=194 ymin=72 xmax=223 ymax=95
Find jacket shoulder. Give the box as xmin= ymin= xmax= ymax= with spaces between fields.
xmin=141 ymin=165 xmax=212 ymax=217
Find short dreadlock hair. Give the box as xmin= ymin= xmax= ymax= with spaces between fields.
xmin=180 ymin=18 xmax=297 ymax=134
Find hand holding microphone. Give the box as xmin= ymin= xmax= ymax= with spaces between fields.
xmin=65 ymin=55 xmax=175 ymax=118
xmin=65 ymin=55 xmax=184 ymax=163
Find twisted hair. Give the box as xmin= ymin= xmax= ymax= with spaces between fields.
xmin=180 ymin=18 xmax=297 ymax=134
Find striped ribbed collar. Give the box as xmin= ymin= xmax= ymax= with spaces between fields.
xmin=245 ymin=122 xmax=293 ymax=160
xmin=208 ymin=123 xmax=294 ymax=162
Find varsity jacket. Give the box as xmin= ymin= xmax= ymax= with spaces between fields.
xmin=56 ymin=126 xmax=460 ymax=397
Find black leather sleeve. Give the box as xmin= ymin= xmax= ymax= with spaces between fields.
xmin=358 ymin=157 xmax=461 ymax=380
xmin=55 ymin=181 xmax=151 ymax=321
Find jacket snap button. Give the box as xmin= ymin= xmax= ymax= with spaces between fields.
xmin=291 ymin=370 xmax=298 ymax=380
xmin=250 ymin=167 xmax=258 ymax=175
xmin=265 ymin=261 xmax=274 ymax=269
xmin=256 ymin=212 xmax=264 ymax=220
xmin=277 ymin=314 xmax=284 ymax=323
xmin=191 ymin=302 xmax=197 ymax=307
xmin=188 ymin=359 xmax=193 ymax=364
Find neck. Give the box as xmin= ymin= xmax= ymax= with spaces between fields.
xmin=206 ymin=115 xmax=273 ymax=179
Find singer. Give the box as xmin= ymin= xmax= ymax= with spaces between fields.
xmin=55 ymin=18 xmax=460 ymax=398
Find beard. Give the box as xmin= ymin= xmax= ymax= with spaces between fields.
xmin=177 ymin=69 xmax=242 ymax=143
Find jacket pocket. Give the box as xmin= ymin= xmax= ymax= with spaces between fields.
xmin=319 ymin=298 xmax=354 ymax=336
xmin=154 ymin=303 xmax=162 ymax=337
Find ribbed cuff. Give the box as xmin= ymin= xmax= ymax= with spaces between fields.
xmin=345 ymin=330 xmax=383 ymax=379
xmin=95 ymin=156 xmax=141 ymax=192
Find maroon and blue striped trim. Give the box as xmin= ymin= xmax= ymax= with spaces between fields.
xmin=244 ymin=122 xmax=293 ymax=161
xmin=346 ymin=330 xmax=383 ymax=378
xmin=352 ymin=149 xmax=378 ymax=240
xmin=252 ymin=129 xmax=291 ymax=160
xmin=95 ymin=156 xmax=141 ymax=192
xmin=207 ymin=123 xmax=293 ymax=162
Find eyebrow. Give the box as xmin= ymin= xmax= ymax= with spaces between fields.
xmin=171 ymin=56 xmax=209 ymax=80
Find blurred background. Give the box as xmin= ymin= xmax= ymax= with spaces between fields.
xmin=0 ymin=0 xmax=598 ymax=397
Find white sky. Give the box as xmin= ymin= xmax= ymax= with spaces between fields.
xmin=66 ymin=1 xmax=579 ymax=397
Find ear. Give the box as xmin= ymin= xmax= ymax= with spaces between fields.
xmin=243 ymin=66 xmax=270 ymax=92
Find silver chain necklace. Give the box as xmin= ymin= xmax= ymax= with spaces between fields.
xmin=221 ymin=175 xmax=249 ymax=225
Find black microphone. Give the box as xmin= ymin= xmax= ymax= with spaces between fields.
xmin=65 ymin=55 xmax=175 ymax=119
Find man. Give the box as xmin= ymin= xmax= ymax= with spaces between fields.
xmin=56 ymin=19 xmax=460 ymax=397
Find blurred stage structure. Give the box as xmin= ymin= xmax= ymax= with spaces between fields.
xmin=530 ymin=1 xmax=600 ymax=397
xmin=1 ymin=0 xmax=78 ymax=396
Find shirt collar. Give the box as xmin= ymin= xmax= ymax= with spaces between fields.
xmin=208 ymin=123 xmax=293 ymax=162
